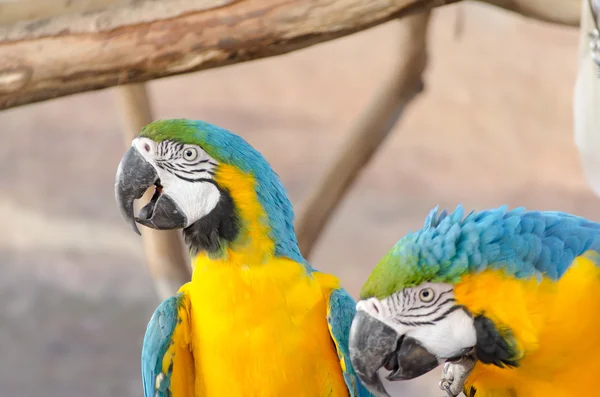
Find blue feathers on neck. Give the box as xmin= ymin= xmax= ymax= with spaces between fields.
xmin=190 ymin=121 xmax=309 ymax=267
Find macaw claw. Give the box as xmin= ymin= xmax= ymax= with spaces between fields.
xmin=439 ymin=353 xmax=477 ymax=397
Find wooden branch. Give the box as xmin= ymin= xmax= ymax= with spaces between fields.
xmin=480 ymin=0 xmax=581 ymax=26
xmin=0 ymin=0 xmax=457 ymax=110
xmin=116 ymin=83 xmax=191 ymax=300
xmin=0 ymin=0 xmax=582 ymax=110
xmin=0 ymin=0 xmax=123 ymax=25
xmin=295 ymin=12 xmax=430 ymax=259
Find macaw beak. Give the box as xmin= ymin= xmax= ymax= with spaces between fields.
xmin=349 ymin=310 xmax=440 ymax=396
xmin=115 ymin=146 xmax=187 ymax=235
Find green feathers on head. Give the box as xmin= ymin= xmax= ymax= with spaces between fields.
xmin=140 ymin=119 xmax=207 ymax=148
xmin=138 ymin=118 xmax=307 ymax=265
xmin=360 ymin=204 xmax=600 ymax=301
xmin=139 ymin=119 xmax=275 ymax=174
xmin=360 ymin=206 xmax=470 ymax=300
xmin=360 ymin=235 xmax=444 ymax=300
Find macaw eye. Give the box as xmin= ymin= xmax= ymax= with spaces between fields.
xmin=183 ymin=147 xmax=199 ymax=161
xmin=419 ymin=287 xmax=435 ymax=303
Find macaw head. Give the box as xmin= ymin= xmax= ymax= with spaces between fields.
xmin=347 ymin=205 xmax=568 ymax=396
xmin=115 ymin=119 xmax=301 ymax=260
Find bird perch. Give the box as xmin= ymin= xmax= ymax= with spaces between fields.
xmin=0 ymin=0 xmax=581 ymax=111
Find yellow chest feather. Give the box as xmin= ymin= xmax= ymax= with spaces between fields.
xmin=454 ymin=255 xmax=600 ymax=396
xmin=184 ymin=255 xmax=349 ymax=397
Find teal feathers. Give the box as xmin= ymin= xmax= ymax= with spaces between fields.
xmin=327 ymin=288 xmax=374 ymax=396
xmin=139 ymin=119 xmax=305 ymax=266
xmin=142 ymin=294 xmax=183 ymax=397
xmin=361 ymin=205 xmax=600 ymax=299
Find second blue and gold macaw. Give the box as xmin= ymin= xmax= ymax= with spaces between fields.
xmin=115 ymin=119 xmax=373 ymax=397
xmin=348 ymin=205 xmax=600 ymax=397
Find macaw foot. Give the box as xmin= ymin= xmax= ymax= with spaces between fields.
xmin=439 ymin=353 xmax=477 ymax=397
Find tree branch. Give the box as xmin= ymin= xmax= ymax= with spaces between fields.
xmin=0 ymin=0 xmax=452 ymax=110
xmin=480 ymin=0 xmax=581 ymax=26
xmin=0 ymin=0 xmax=582 ymax=110
xmin=295 ymin=12 xmax=430 ymax=259
xmin=0 ymin=0 xmax=123 ymax=25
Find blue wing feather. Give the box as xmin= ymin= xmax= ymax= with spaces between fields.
xmin=142 ymin=293 xmax=190 ymax=397
xmin=327 ymin=288 xmax=375 ymax=397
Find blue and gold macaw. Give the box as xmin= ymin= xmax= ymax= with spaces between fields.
xmin=349 ymin=205 xmax=600 ymax=397
xmin=115 ymin=119 xmax=373 ymax=397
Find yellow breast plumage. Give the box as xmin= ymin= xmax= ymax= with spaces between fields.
xmin=186 ymin=255 xmax=349 ymax=397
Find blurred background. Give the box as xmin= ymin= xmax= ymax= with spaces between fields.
xmin=0 ymin=2 xmax=594 ymax=396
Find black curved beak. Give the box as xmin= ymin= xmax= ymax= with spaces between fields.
xmin=349 ymin=310 xmax=440 ymax=396
xmin=115 ymin=146 xmax=187 ymax=234
xmin=349 ymin=310 xmax=395 ymax=397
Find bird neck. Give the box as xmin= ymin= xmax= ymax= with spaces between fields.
xmin=184 ymin=164 xmax=305 ymax=267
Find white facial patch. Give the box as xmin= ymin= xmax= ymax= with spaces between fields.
xmin=358 ymin=282 xmax=476 ymax=360
xmin=131 ymin=137 xmax=221 ymax=227
xmin=406 ymin=306 xmax=476 ymax=359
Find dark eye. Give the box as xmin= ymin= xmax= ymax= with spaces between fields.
xmin=419 ymin=288 xmax=435 ymax=303
xmin=183 ymin=147 xmax=198 ymax=161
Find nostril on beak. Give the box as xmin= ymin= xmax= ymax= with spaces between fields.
xmin=356 ymin=298 xmax=385 ymax=316
xmin=366 ymin=298 xmax=384 ymax=315
xmin=371 ymin=302 xmax=379 ymax=314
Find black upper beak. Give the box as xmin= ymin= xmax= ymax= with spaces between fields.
xmin=349 ymin=310 xmax=440 ymax=396
xmin=115 ymin=146 xmax=187 ymax=234
xmin=349 ymin=310 xmax=395 ymax=397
